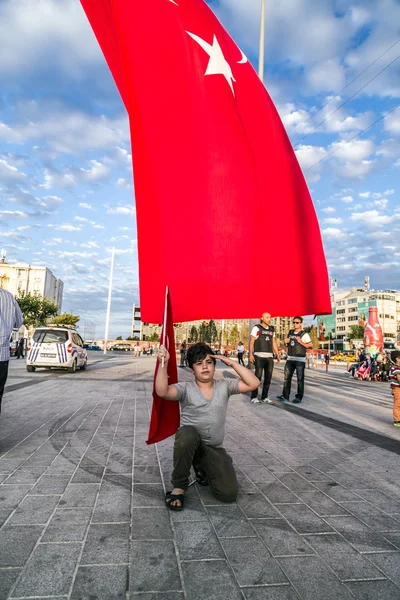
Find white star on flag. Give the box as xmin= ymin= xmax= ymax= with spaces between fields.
xmin=169 ymin=0 xmax=178 ymax=4
xmin=186 ymin=32 xmax=236 ymax=95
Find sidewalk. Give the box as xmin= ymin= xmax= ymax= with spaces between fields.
xmin=0 ymin=355 xmax=400 ymax=599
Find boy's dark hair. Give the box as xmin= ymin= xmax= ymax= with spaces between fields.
xmin=293 ymin=316 xmax=303 ymax=323
xmin=187 ymin=342 xmax=216 ymax=369
xmin=391 ymin=350 xmax=400 ymax=363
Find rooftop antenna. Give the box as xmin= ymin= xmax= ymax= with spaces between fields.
xmin=0 ymin=250 xmax=7 ymax=264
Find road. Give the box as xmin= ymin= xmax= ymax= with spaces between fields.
xmin=0 ymin=353 xmax=399 ymax=600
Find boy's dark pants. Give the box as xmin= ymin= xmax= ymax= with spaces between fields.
xmin=172 ymin=426 xmax=238 ymax=502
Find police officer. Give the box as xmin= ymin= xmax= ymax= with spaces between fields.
xmin=249 ymin=312 xmax=280 ymax=404
xmin=277 ymin=316 xmax=313 ymax=403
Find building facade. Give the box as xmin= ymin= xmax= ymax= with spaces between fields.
xmin=318 ymin=280 xmax=400 ymax=350
xmin=0 ymin=258 xmax=64 ymax=310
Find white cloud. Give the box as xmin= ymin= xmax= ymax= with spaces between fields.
xmin=321 ymin=206 xmax=336 ymax=213
xmin=350 ymin=210 xmax=396 ymax=225
xmin=324 ymin=217 xmax=343 ymax=225
xmin=41 ymin=160 xmax=110 ymax=189
xmin=78 ymin=202 xmax=94 ymax=210
xmin=384 ymin=110 xmax=400 ymax=136
xmin=42 ymin=195 xmax=64 ymax=206
xmin=329 ymin=139 xmax=374 ymax=162
xmin=56 ymin=224 xmax=82 ymax=232
xmin=359 ymin=192 xmax=370 ymax=198
xmin=342 ymin=195 xmax=353 ymax=203
xmin=306 ymin=59 xmax=345 ymax=94
xmin=322 ymin=227 xmax=345 ymax=239
xmin=0 ymin=158 xmax=27 ymax=183
xmin=107 ymin=205 xmax=135 ymax=216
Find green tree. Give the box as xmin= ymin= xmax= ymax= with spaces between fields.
xmin=229 ymin=324 xmax=240 ymax=346
xmin=50 ymin=312 xmax=80 ymax=326
xmin=190 ymin=325 xmax=198 ymax=343
xmin=149 ymin=332 xmax=160 ymax=342
xmin=198 ymin=321 xmax=209 ymax=342
xmin=241 ymin=322 xmax=249 ymax=343
xmin=16 ymin=290 xmax=58 ymax=328
xmin=116 ymin=336 xmax=123 ymax=340
xmin=308 ymin=325 xmax=320 ymax=349
xmin=349 ymin=325 xmax=365 ymax=340
xmin=126 ymin=336 xmax=135 ymax=340
xmin=208 ymin=320 xmax=218 ymax=343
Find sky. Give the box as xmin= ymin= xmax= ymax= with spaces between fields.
xmin=0 ymin=0 xmax=399 ymax=338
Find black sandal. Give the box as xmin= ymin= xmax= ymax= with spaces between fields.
xmin=193 ymin=464 xmax=209 ymax=486
xmin=165 ymin=491 xmax=184 ymax=511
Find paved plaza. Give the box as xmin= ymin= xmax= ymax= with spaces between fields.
xmin=0 ymin=353 xmax=400 ymax=599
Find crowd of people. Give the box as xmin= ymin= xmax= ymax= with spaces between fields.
xmin=347 ymin=351 xmax=392 ymax=382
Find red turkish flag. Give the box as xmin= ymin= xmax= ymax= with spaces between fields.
xmin=146 ymin=289 xmax=179 ymax=445
xmin=80 ymin=0 xmax=331 ymax=324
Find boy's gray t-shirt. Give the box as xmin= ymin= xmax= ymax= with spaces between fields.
xmin=173 ymin=378 xmax=239 ymax=447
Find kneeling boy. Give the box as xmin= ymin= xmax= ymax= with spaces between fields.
xmin=156 ymin=342 xmax=260 ymax=510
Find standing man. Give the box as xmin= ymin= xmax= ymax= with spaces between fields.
xmin=0 ymin=289 xmax=23 ymax=412
xmin=324 ymin=353 xmax=330 ymax=372
xmin=16 ymin=336 xmax=25 ymax=359
xmin=249 ymin=312 xmax=280 ymax=404
xmin=180 ymin=340 xmax=187 ymax=367
xmin=237 ymin=341 xmax=245 ymax=366
xmin=277 ymin=316 xmax=313 ymax=404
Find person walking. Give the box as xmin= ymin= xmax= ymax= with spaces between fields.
xmin=324 ymin=353 xmax=330 ymax=372
xmin=277 ymin=316 xmax=313 ymax=404
xmin=249 ymin=312 xmax=280 ymax=404
xmin=237 ymin=341 xmax=245 ymax=366
xmin=0 ymin=289 xmax=23 ymax=412
xmin=16 ymin=337 xmax=24 ymax=359
xmin=390 ymin=351 xmax=400 ymax=426
xmin=180 ymin=341 xmax=187 ymax=367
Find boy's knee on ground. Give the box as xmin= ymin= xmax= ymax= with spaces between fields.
xmin=211 ymin=478 xmax=239 ymax=503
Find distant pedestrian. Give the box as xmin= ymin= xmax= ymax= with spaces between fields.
xmin=180 ymin=341 xmax=187 ymax=367
xmin=390 ymin=351 xmax=400 ymax=427
xmin=249 ymin=312 xmax=280 ymax=404
xmin=324 ymin=353 xmax=330 ymax=372
xmin=0 ymin=289 xmax=23 ymax=412
xmin=277 ymin=316 xmax=313 ymax=404
xmin=16 ymin=337 xmax=24 ymax=359
xmin=237 ymin=342 xmax=245 ymax=366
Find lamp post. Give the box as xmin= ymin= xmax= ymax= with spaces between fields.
xmin=258 ymin=0 xmax=266 ymax=81
xmin=104 ymin=247 xmax=115 ymax=355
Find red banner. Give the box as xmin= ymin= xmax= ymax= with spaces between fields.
xmin=81 ymin=0 xmax=331 ymax=323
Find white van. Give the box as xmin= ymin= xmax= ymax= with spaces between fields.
xmin=27 ymin=326 xmax=88 ymax=373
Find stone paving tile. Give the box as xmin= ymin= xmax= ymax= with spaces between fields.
xmin=366 ymin=552 xmax=400 ymax=585
xmin=0 ymin=485 xmax=32 ymax=510
xmin=169 ymin=491 xmax=209 ymax=523
xmin=206 ymin=505 xmax=257 ymax=538
xmin=325 ymin=515 xmax=398 ymax=553
xmin=303 ymin=533 xmax=386 ymax=581
xmin=277 ymin=503 xmax=334 ymax=534
xmin=131 ymin=483 xmax=164 ymax=507
xmin=345 ymin=579 xmax=400 ymax=599
xmin=251 ymin=519 xmax=314 ymax=557
xmin=293 ymin=491 xmax=350 ymax=517
xmin=129 ymin=594 xmax=184 ymax=600
xmin=312 ymin=481 xmax=364 ymax=501
xmin=278 ymin=556 xmax=355 ymax=600
xmin=339 ymin=501 xmax=400 ymax=532
xmin=383 ymin=532 xmax=400 ymax=549
xmin=81 ymin=522 xmax=130 ymax=565
xmin=71 ymin=466 xmax=104 ymax=483
xmin=30 ymin=474 xmax=70 ymax=495
xmin=238 ymin=492 xmax=282 ymax=518
xmin=11 ymin=542 xmax=82 ymax=597
xmin=131 ymin=507 xmax=173 ymax=540
xmin=0 ymin=568 xmax=20 ymax=599
xmin=42 ymin=507 xmax=92 ymax=542
xmin=133 ymin=465 xmax=162 ymax=484
xmin=278 ymin=473 xmax=318 ymax=492
xmin=174 ymin=521 xmax=225 ymax=560
xmin=354 ymin=489 xmax=400 ymax=514
xmin=181 ymin=559 xmax=243 ymax=600
xmin=257 ymin=481 xmax=301 ymax=505
xmin=2 ymin=465 xmax=49 ymax=484
xmin=0 ymin=525 xmax=43 ymax=567
xmin=239 ymin=465 xmax=277 ymax=483
xmin=243 ymin=586 xmax=301 ymax=599
xmin=60 ymin=482 xmax=100 ymax=508
xmin=71 ymin=565 xmax=128 ymax=599
xmin=129 ymin=540 xmax=181 ymax=593
xmin=7 ymin=495 xmax=59 ymax=525
xmin=221 ymin=537 xmax=288 ymax=586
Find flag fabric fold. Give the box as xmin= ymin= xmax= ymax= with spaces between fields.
xmin=146 ymin=290 xmax=179 ymax=444
xmin=80 ymin=0 xmax=331 ymax=325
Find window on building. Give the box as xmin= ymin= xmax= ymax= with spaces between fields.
xmin=337 ymin=309 xmax=346 ymax=314
xmin=348 ymin=308 xmax=358 ymax=313
xmin=337 ymin=326 xmax=346 ymax=332
xmin=347 ymin=298 xmax=358 ymax=304
xmin=348 ymin=316 xmax=358 ymax=322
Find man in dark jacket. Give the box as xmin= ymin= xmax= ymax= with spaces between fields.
xmin=277 ymin=316 xmax=313 ymax=403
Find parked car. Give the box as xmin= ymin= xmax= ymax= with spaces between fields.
xmin=26 ymin=326 xmax=88 ymax=373
xmin=87 ymin=345 xmax=101 ymax=351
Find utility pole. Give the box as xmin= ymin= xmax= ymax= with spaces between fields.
xmin=258 ymin=0 xmax=266 ymax=81
xmin=104 ymin=247 xmax=115 ymax=355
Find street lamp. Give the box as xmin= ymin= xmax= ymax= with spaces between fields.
xmin=258 ymin=0 xmax=266 ymax=81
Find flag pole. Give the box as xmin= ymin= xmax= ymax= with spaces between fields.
xmin=104 ymin=247 xmax=115 ymax=355
xmin=258 ymin=0 xmax=266 ymax=81
xmin=161 ymin=286 xmax=168 ymax=367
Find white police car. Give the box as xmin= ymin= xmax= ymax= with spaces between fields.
xmin=27 ymin=325 xmax=88 ymax=373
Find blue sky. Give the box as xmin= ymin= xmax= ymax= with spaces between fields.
xmin=0 ymin=0 xmax=399 ymax=338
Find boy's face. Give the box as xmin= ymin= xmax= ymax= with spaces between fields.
xmin=191 ymin=355 xmax=215 ymax=383
xmin=396 ymin=357 xmax=400 ymax=366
